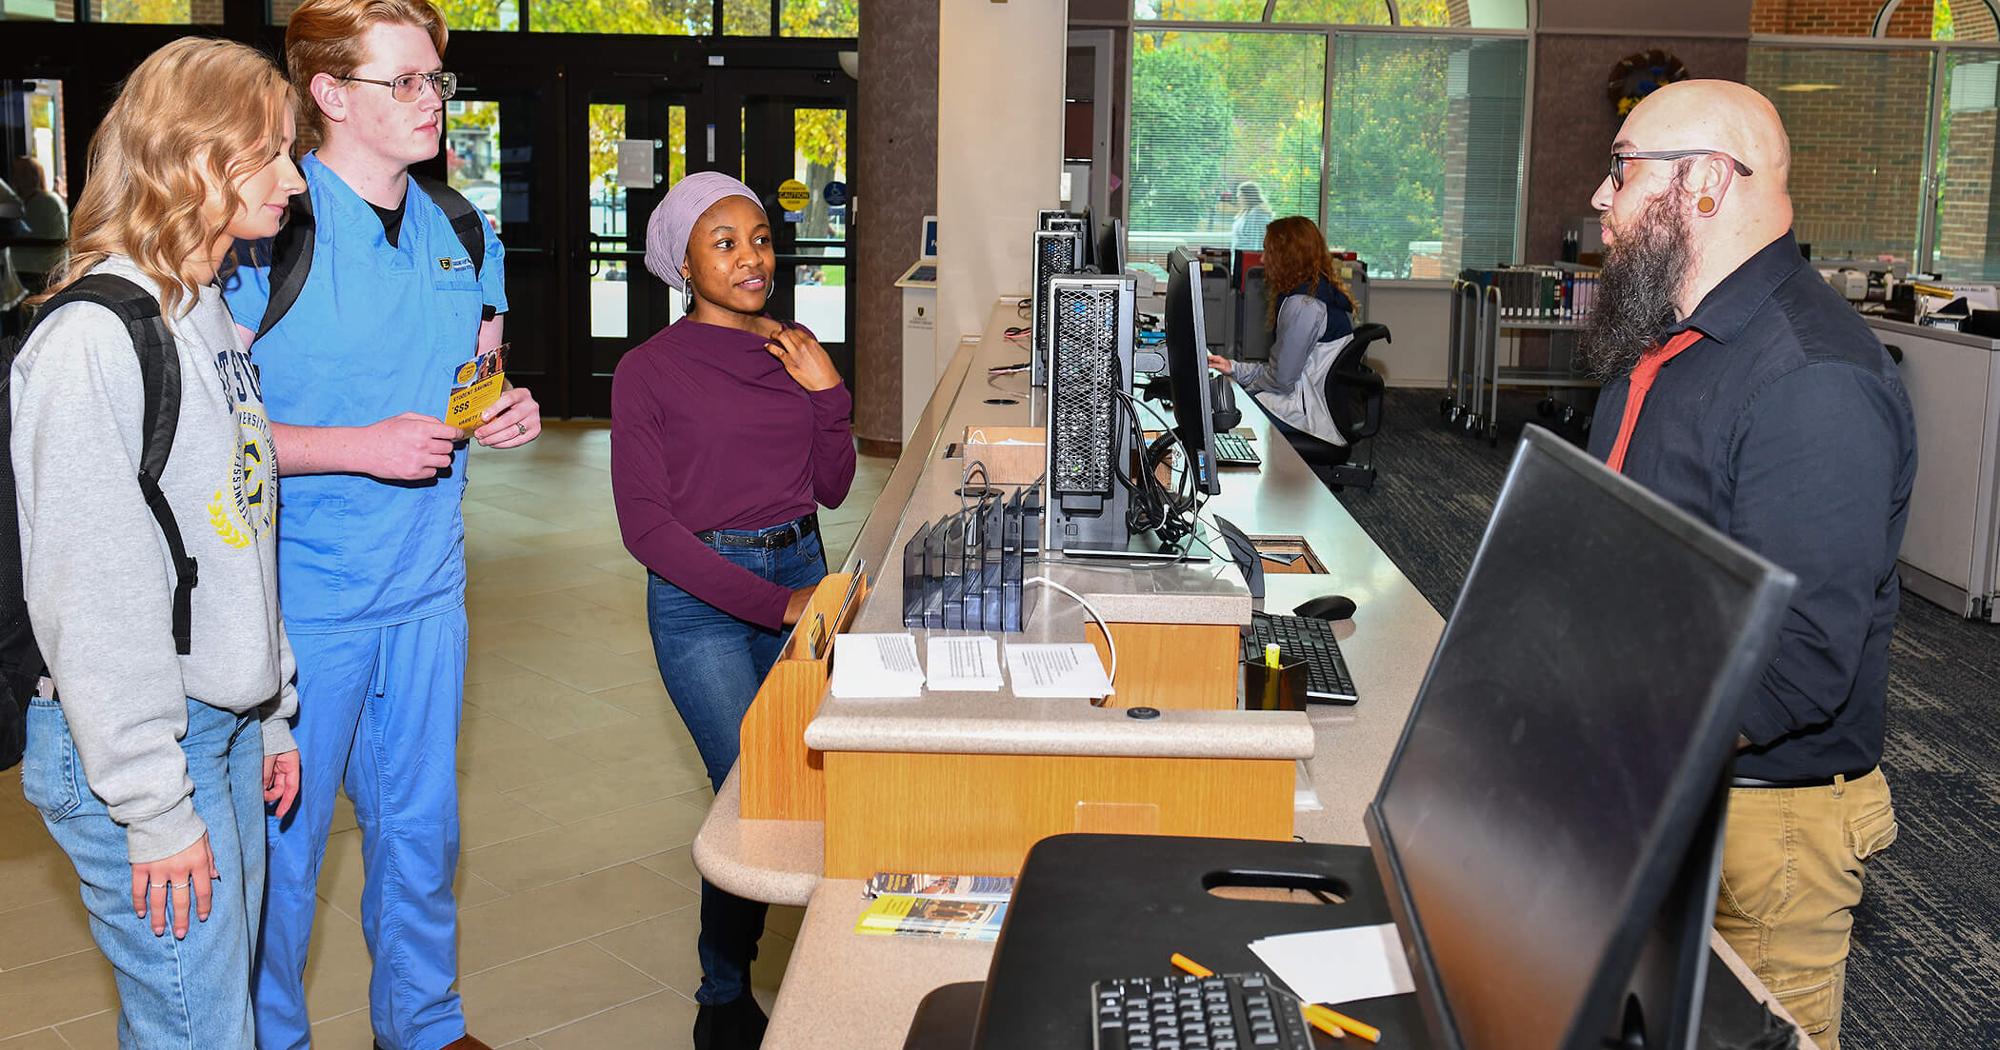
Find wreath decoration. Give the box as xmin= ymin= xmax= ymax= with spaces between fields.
xmin=1608 ymin=50 xmax=1690 ymax=117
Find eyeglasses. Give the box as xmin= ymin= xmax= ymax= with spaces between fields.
xmin=1609 ymin=149 xmax=1753 ymax=191
xmin=337 ymin=70 xmax=457 ymax=103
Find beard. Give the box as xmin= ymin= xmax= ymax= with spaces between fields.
xmin=1580 ymin=185 xmax=1697 ymax=381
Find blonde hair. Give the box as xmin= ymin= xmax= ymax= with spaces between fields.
xmin=286 ymin=0 xmax=449 ymax=152
xmin=36 ymin=37 xmax=294 ymax=318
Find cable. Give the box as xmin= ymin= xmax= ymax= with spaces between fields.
xmin=1026 ymin=574 xmax=1117 ymax=689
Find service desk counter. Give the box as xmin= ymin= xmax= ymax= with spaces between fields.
xmin=691 ymin=298 xmax=1804 ymax=1048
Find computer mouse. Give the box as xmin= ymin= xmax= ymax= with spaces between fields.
xmin=1294 ymin=594 xmax=1356 ymax=622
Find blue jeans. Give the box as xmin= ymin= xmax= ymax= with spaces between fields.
xmin=255 ymin=611 xmax=469 ymax=1050
xmin=647 ymin=517 xmax=826 ymax=1005
xmin=20 ymin=697 xmax=266 ymax=1050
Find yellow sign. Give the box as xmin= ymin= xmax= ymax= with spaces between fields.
xmin=776 ymin=179 xmax=812 ymax=213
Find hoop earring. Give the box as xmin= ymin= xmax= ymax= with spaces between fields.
xmin=1696 ymin=196 xmax=1716 ymax=216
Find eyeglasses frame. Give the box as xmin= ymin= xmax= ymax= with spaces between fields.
xmin=336 ymin=70 xmax=458 ymax=104
xmin=1609 ymin=149 xmax=1754 ymax=191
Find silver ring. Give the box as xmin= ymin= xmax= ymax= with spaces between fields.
xmin=515 ymin=421 xmax=527 ymax=437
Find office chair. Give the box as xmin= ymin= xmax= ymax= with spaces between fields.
xmin=1287 ymin=322 xmax=1388 ymax=491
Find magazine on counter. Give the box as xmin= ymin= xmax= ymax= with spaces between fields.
xmin=863 ymin=872 xmax=1015 ymax=903
xmin=854 ymin=895 xmax=1009 ymax=942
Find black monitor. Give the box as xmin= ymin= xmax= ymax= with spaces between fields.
xmin=1099 ymin=219 xmax=1125 ymax=277
xmin=1164 ymin=247 xmax=1220 ymax=496
xmin=1365 ymin=427 xmax=1797 ymax=1050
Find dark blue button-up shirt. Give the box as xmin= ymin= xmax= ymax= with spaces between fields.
xmin=1587 ymin=231 xmax=1917 ymax=782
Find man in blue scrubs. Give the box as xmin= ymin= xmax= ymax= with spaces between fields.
xmin=224 ymin=1 xmax=541 ymax=1047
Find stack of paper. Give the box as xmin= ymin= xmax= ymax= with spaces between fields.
xmin=830 ymin=633 xmax=926 ymax=698
xmin=926 ymin=636 xmax=1004 ymax=692
xmin=1005 ymin=643 xmax=1114 ymax=699
xmin=1248 ymin=924 xmax=1416 ymax=1006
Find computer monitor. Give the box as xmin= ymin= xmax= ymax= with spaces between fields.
xmin=1364 ymin=428 xmax=1796 ymax=1050
xmin=1099 ymin=219 xmax=1125 ymax=278
xmin=1164 ymin=247 xmax=1220 ymax=497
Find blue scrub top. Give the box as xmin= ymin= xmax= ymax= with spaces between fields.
xmin=224 ymin=152 xmax=507 ymax=634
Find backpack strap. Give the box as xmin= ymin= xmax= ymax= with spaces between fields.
xmin=252 ymin=188 xmax=317 ymax=340
xmin=28 ymin=274 xmax=197 ymax=655
xmin=413 ymin=175 xmax=496 ymax=321
xmin=251 ymin=177 xmax=492 ymax=336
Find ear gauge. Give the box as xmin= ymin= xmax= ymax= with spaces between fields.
xmin=1697 ymin=195 xmax=1717 ymax=215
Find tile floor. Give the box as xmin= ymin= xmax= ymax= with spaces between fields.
xmin=0 ymin=423 xmax=896 ymax=1048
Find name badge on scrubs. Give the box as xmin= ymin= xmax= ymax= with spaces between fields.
xmin=447 ymin=343 xmax=509 ymax=430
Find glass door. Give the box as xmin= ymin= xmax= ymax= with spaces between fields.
xmin=571 ymin=82 xmax=693 ymax=415
xmin=718 ymin=70 xmax=857 ymax=385
xmin=427 ymin=69 xmax=559 ymax=408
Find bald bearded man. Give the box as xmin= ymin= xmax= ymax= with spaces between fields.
xmin=1581 ymin=81 xmax=1914 ymax=1049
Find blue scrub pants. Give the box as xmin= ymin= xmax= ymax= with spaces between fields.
xmin=253 ymin=610 xmax=469 ymax=1050
xmin=646 ymin=519 xmax=825 ymax=1006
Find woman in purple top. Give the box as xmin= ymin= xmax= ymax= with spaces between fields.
xmin=610 ymin=172 xmax=855 ymax=1050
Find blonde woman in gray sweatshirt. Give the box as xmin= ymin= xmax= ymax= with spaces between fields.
xmin=10 ymin=39 xmax=306 ymax=1048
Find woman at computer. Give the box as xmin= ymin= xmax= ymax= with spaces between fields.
xmin=609 ymin=171 xmax=856 ymax=1050
xmin=1208 ymin=214 xmax=1355 ymax=449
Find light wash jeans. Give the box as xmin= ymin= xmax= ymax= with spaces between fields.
xmin=21 ymin=696 xmax=265 ymax=1050
xmin=647 ymin=516 xmax=826 ymax=1006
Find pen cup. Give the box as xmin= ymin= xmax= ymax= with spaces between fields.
xmin=1240 ymin=657 xmax=1309 ymax=712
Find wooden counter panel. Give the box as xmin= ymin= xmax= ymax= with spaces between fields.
xmin=740 ymin=572 xmax=867 ymax=820
xmin=1086 ymin=622 xmax=1239 ymax=711
xmin=821 ymin=750 xmax=1292 ymax=878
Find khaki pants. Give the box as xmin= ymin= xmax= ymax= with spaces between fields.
xmin=1713 ymin=767 xmax=1897 ymax=1050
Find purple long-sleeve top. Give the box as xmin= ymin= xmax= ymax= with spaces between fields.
xmin=611 ymin=318 xmax=857 ymax=630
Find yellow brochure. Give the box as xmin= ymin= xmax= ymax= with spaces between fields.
xmin=447 ymin=343 xmax=509 ymax=431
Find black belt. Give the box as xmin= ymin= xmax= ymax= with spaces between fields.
xmin=695 ymin=513 xmax=818 ymax=551
xmin=1731 ymin=765 xmax=1878 ymax=790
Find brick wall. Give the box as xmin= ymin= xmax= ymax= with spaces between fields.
xmin=1747 ymin=46 xmax=1931 ymax=264
xmin=1753 ymin=0 xmax=1999 ymax=40
xmin=1936 ymin=110 xmax=1998 ymax=269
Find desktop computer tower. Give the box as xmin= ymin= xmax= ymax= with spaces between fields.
xmin=1030 ymin=229 xmax=1083 ymax=388
xmin=1044 ymin=274 xmax=1138 ymax=556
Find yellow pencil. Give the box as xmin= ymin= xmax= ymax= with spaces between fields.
xmin=1305 ymin=1003 xmax=1381 ymax=1043
xmin=1169 ymin=953 xmax=1353 ymax=1041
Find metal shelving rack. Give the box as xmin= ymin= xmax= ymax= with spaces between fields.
xmin=1441 ymin=278 xmax=1600 ymax=445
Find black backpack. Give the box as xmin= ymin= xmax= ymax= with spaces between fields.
xmin=0 ymin=274 xmax=195 ymax=770
xmin=239 ymin=174 xmax=492 ymax=339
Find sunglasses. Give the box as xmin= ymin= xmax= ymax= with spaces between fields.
xmin=1609 ymin=149 xmax=1753 ymax=191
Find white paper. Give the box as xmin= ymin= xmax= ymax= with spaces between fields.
xmin=926 ymin=636 xmax=1003 ymax=692
xmin=1004 ymin=643 xmax=1113 ymax=699
xmin=830 ymin=633 xmax=926 ymax=698
xmin=1249 ymin=924 xmax=1416 ymax=1007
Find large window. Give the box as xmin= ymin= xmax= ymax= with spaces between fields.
xmin=1129 ymin=30 xmax=1325 ymax=262
xmin=1127 ymin=20 xmax=1527 ymax=280
xmin=1328 ymin=34 xmax=1525 ymax=278
xmin=1935 ymin=49 xmax=2000 ymax=277
xmin=1746 ymin=46 xmax=1932 ymax=269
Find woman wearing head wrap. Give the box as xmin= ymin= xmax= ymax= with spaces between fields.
xmin=610 ymin=171 xmax=856 ymax=1049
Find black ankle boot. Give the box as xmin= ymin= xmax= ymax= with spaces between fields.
xmin=692 ymin=995 xmax=769 ymax=1050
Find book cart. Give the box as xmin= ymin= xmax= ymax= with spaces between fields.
xmin=1441 ymin=268 xmax=1601 ymax=445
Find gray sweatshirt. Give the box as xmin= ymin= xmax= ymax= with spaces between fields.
xmin=11 ymin=255 xmax=298 ymax=863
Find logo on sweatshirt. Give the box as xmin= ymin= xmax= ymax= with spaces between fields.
xmin=208 ymin=349 xmax=276 ymax=548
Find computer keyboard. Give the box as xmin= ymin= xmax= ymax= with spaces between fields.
xmin=1091 ymin=971 xmax=1315 ymax=1050
xmin=1244 ymin=613 xmax=1359 ymax=704
xmin=1213 ymin=430 xmax=1260 ymax=467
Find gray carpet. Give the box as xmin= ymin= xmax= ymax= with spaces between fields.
xmin=1333 ymin=389 xmax=2000 ymax=1048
